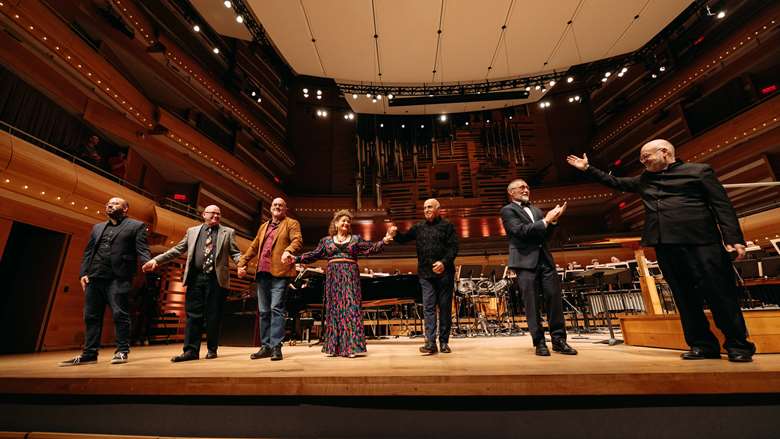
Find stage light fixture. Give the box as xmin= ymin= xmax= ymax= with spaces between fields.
xmin=549 ymin=80 xmax=556 ymax=87
xmin=236 ymin=15 xmax=243 ymax=23
xmin=439 ymin=114 xmax=447 ymax=122
xmin=352 ymin=94 xmax=358 ymax=99
xmin=224 ymin=1 xmax=231 ymax=8
xmin=316 ymin=90 xmax=322 ymax=95
xmin=567 ymin=76 xmax=574 ymax=83
xmin=193 ymin=25 xmax=200 ymax=32
xmin=212 ymin=47 xmax=220 ymax=54
xmin=659 ymin=66 xmax=666 ymax=72
xmin=387 ymin=94 xmax=394 ymax=99
xmin=717 ymin=10 xmax=726 ymax=19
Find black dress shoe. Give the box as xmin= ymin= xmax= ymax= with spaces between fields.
xmin=681 ymin=347 xmax=721 ymax=360
xmin=440 ymin=343 xmax=452 ymax=354
xmin=250 ymin=346 xmax=273 ymax=360
xmin=171 ymin=351 xmax=198 ymax=363
xmin=419 ymin=343 xmax=438 ymax=354
xmin=271 ymin=345 xmax=283 ymax=361
xmin=535 ymin=344 xmax=551 ymax=356
xmin=727 ymin=352 xmax=753 ymax=363
xmin=205 ymin=351 xmax=218 ymax=359
xmin=552 ymin=341 xmax=578 ymax=355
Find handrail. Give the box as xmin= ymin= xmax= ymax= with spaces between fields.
xmin=0 ymin=120 xmax=202 ymax=222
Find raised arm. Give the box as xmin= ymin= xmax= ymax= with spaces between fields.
xmin=353 ymin=235 xmax=386 ymax=257
xmin=567 ymin=153 xmax=640 ymax=193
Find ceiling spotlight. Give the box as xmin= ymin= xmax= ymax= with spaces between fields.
xmin=322 ymin=110 xmax=328 ymax=117
xmin=659 ymin=66 xmax=666 ymax=72
xmin=509 ymin=116 xmax=513 ymax=120
xmin=621 ymin=67 xmax=628 ymax=73
xmin=212 ymin=47 xmax=220 ymax=54
xmin=535 ymin=85 xmax=541 ymax=91
xmin=366 ymin=93 xmax=372 ymax=98
xmin=251 ymin=91 xmax=256 ymax=97
xmin=387 ymin=93 xmax=394 ymax=99
xmin=604 ymin=71 xmax=611 ymax=77
xmin=316 ymin=89 xmax=322 ymax=95
xmin=401 ymin=124 xmax=405 ymax=128
xmin=316 ymin=95 xmax=322 ymax=100
xmin=224 ymin=1 xmax=232 ymax=8
xmin=486 ymin=119 xmax=490 ymax=123
xmin=303 ymin=93 xmax=309 ymax=98
xmin=343 ymin=114 xmax=349 ymax=119
xmin=617 ymin=72 xmax=625 ymax=77
xmin=439 ymin=114 xmax=447 ymax=122
xmin=525 ymin=86 xmax=531 ymax=91
xmin=465 ymin=121 xmax=469 ymax=126
xmin=380 ymin=123 xmax=384 ymax=128
xmin=549 ymin=80 xmax=556 ymax=87
xmin=236 ymin=15 xmax=244 ymax=23
xmin=376 ymin=94 xmax=382 ymax=100
xmin=193 ymin=25 xmax=201 ymax=32
xmin=316 ymin=110 xmax=322 ymax=117
xmin=568 ymin=97 xmax=574 ymax=103
xmin=372 ymin=98 xmax=377 ymax=103
xmin=352 ymin=94 xmax=358 ymax=99
xmin=348 ymin=113 xmax=355 ymax=120
xmin=566 ymin=76 xmax=574 ymax=83
xmin=716 ymin=10 xmax=726 ymax=19
xmin=256 ymin=97 xmax=262 ymax=103
xmin=601 ymin=77 xmax=608 ymax=82
xmin=420 ymin=124 xmax=425 ymax=128
xmin=574 ymin=95 xmax=581 ymax=101
xmin=651 ymin=73 xmax=658 ymax=79
xmin=303 ymin=88 xmax=309 ymax=93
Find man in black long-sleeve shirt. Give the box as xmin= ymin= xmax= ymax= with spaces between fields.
xmin=567 ymin=139 xmax=755 ymax=362
xmin=395 ymin=198 xmax=459 ymax=354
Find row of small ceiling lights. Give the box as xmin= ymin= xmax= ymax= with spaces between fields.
xmin=593 ymin=8 xmax=736 ymax=149
xmin=3 ymin=177 xmax=104 ymax=217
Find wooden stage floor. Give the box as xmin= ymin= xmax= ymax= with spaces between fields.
xmin=1 ymin=336 xmax=779 ymax=397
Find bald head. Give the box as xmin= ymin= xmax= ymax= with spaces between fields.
xmin=202 ymin=205 xmax=221 ymax=227
xmin=105 ymin=197 xmax=128 ymax=222
xmin=423 ymin=198 xmax=441 ymax=222
xmin=640 ymin=139 xmax=676 ymax=172
xmin=270 ymin=197 xmax=288 ymax=221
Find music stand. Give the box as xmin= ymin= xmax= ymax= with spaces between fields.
xmin=591 ymin=270 xmax=623 ymax=346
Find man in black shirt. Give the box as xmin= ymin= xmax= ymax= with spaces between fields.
xmin=60 ymin=197 xmax=150 ymax=366
xmin=395 ymin=198 xmax=459 ymax=354
xmin=567 ymin=139 xmax=755 ymax=362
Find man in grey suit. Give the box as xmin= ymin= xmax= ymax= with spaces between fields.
xmin=143 ymin=205 xmax=241 ymax=362
xmin=500 ymin=179 xmax=577 ymax=357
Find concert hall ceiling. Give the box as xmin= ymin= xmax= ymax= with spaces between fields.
xmin=192 ymin=0 xmax=692 ymax=114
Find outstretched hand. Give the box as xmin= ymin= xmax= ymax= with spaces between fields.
xmin=566 ymin=153 xmax=589 ymax=171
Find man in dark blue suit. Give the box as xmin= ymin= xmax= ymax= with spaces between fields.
xmin=60 ymin=197 xmax=150 ymax=366
xmin=568 ymin=139 xmax=755 ymax=362
xmin=500 ymin=180 xmax=577 ymax=357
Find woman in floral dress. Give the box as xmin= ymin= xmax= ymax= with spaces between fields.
xmin=293 ymin=209 xmax=396 ymax=357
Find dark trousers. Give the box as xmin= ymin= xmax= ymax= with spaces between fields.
xmin=512 ymin=257 xmax=566 ymax=346
xmin=420 ymin=274 xmax=454 ymax=344
xmin=655 ymin=243 xmax=755 ymax=355
xmin=183 ymin=271 xmax=226 ymax=355
xmin=83 ymin=277 xmax=132 ymax=356
xmin=256 ymin=272 xmax=288 ymax=348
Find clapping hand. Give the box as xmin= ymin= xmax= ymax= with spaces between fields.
xmin=566 ymin=153 xmax=589 ymax=171
xmin=544 ymin=201 xmax=568 ymax=224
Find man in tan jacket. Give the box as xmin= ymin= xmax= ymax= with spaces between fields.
xmin=237 ymin=197 xmax=302 ymax=361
